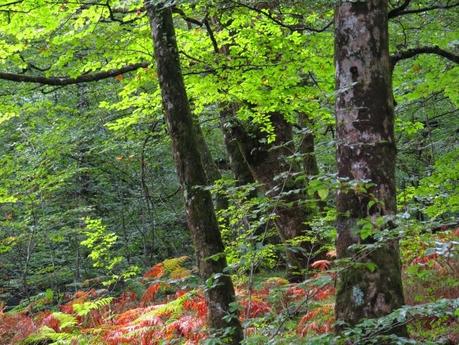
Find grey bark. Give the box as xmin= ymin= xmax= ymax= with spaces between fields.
xmin=334 ymin=0 xmax=407 ymax=336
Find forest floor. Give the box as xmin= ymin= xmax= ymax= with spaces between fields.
xmin=0 ymin=229 xmax=458 ymax=345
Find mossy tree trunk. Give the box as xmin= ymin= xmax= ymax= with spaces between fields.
xmin=334 ymin=0 xmax=407 ymax=336
xmin=220 ymin=112 xmax=255 ymax=188
xmin=298 ymin=113 xmax=319 ymax=177
xmin=145 ymin=3 xmax=243 ymax=343
xmin=228 ymin=111 xmax=323 ymax=281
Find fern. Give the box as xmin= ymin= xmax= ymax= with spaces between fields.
xmin=144 ymin=262 xmax=165 ymax=279
xmin=162 ymin=256 xmax=189 ymax=274
xmin=144 ymin=256 xmax=192 ymax=281
xmin=140 ymin=282 xmax=163 ymax=306
xmin=22 ymin=326 xmax=84 ymax=345
xmin=136 ymin=291 xmax=194 ymax=321
xmin=49 ymin=312 xmax=77 ymax=329
xmin=73 ymin=297 xmax=113 ymax=317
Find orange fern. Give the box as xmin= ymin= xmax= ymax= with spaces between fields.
xmin=310 ymin=259 xmax=331 ymax=271
xmin=297 ymin=305 xmax=334 ymax=336
xmin=144 ymin=263 xmax=165 ymax=279
xmin=141 ymin=283 xmax=162 ymax=306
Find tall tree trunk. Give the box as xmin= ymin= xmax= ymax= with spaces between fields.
xmin=298 ymin=113 xmax=326 ymax=213
xmin=145 ymin=3 xmax=243 ymax=343
xmin=228 ymin=111 xmax=323 ymax=281
xmin=334 ymin=0 xmax=407 ymax=336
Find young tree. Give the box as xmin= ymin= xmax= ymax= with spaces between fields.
xmin=334 ymin=0 xmax=407 ymax=335
xmin=144 ymin=2 xmax=243 ymax=342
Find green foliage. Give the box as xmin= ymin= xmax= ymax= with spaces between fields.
xmin=212 ymin=178 xmax=280 ymax=276
xmin=402 ymin=148 xmax=459 ymax=219
xmin=73 ymin=297 xmax=113 ymax=317
xmin=81 ymin=217 xmax=141 ymax=286
xmin=0 ymin=0 xmax=458 ymax=344
xmin=24 ymin=326 xmax=83 ymax=345
xmin=81 ymin=218 xmax=122 ymax=271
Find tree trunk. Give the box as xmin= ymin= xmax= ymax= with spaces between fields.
xmin=220 ymin=105 xmax=256 ymax=189
xmin=145 ymin=3 xmax=243 ymax=343
xmin=222 ymin=123 xmax=255 ymax=188
xmin=208 ymin=18 xmax=322 ymax=280
xmin=298 ymin=113 xmax=319 ymax=177
xmin=334 ymin=0 xmax=407 ymax=336
xmin=228 ymin=111 xmax=323 ymax=281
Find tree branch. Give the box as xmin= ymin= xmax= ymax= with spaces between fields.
xmin=172 ymin=7 xmax=203 ymax=27
xmin=0 ymin=62 xmax=150 ymax=85
xmin=388 ymin=0 xmax=413 ymax=18
xmin=104 ymin=0 xmax=141 ymax=24
xmin=203 ymin=17 xmax=220 ymax=53
xmin=389 ymin=1 xmax=459 ymax=18
xmin=0 ymin=0 xmax=23 ymax=8
xmin=229 ymin=0 xmax=332 ymax=33
xmin=391 ymin=46 xmax=459 ymax=68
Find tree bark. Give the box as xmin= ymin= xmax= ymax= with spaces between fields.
xmin=220 ymin=105 xmax=256 ymax=189
xmin=228 ymin=111 xmax=323 ymax=281
xmin=298 ymin=113 xmax=319 ymax=177
xmin=334 ymin=0 xmax=407 ymax=336
xmin=145 ymin=3 xmax=242 ymax=343
xmin=221 ymin=124 xmax=255 ymax=188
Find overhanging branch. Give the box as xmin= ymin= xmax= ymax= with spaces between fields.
xmin=0 ymin=0 xmax=23 ymax=8
xmin=0 ymin=62 xmax=150 ymax=85
xmin=389 ymin=1 xmax=459 ymax=18
xmin=388 ymin=0 xmax=413 ymax=18
xmin=391 ymin=46 xmax=459 ymax=68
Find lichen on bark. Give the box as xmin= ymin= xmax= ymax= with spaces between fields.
xmin=334 ymin=0 xmax=407 ymax=336
xmin=145 ymin=2 xmax=243 ymax=343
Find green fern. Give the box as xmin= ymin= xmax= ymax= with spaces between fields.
xmin=73 ymin=297 xmax=113 ymax=317
xmin=136 ymin=291 xmax=194 ymax=321
xmin=50 ymin=312 xmax=77 ymax=329
xmin=22 ymin=326 xmax=85 ymax=345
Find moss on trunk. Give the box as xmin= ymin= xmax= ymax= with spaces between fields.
xmin=145 ymin=3 xmax=243 ymax=343
xmin=334 ymin=0 xmax=407 ymax=336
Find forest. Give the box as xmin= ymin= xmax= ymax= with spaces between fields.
xmin=0 ymin=0 xmax=458 ymax=344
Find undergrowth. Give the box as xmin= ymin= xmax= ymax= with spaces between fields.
xmin=0 ymin=229 xmax=457 ymax=345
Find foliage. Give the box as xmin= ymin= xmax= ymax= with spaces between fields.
xmin=0 ymin=0 xmax=458 ymax=344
